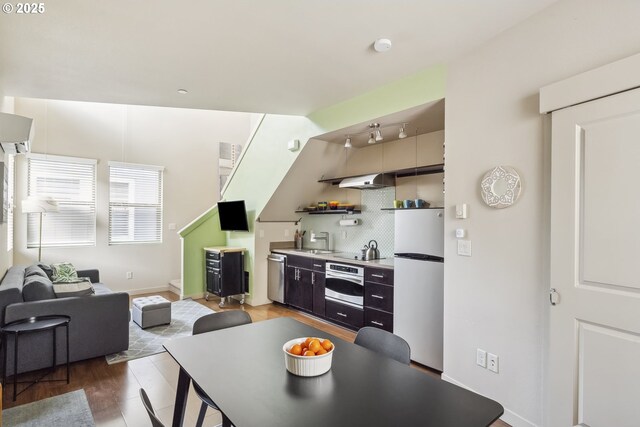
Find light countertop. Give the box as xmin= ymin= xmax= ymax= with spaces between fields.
xmin=271 ymin=248 xmax=394 ymax=269
xmin=204 ymin=246 xmax=246 ymax=253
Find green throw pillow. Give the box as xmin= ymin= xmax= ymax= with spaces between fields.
xmin=51 ymin=262 xmax=78 ymax=283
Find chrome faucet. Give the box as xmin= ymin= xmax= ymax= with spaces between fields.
xmin=310 ymin=231 xmax=330 ymax=250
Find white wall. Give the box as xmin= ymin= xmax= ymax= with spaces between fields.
xmin=444 ymin=1 xmax=640 ymax=426
xmin=13 ymin=98 xmax=256 ymax=293
xmin=0 ymin=96 xmax=16 ymax=277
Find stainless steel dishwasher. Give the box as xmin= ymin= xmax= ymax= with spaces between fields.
xmin=267 ymin=253 xmax=286 ymax=303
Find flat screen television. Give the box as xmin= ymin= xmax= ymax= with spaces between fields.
xmin=218 ymin=200 xmax=249 ymax=232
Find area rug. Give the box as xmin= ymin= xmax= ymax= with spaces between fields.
xmin=3 ymin=389 xmax=95 ymax=427
xmin=106 ymin=298 xmax=214 ymax=364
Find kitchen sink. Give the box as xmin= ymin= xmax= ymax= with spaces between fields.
xmin=303 ymin=249 xmax=335 ymax=254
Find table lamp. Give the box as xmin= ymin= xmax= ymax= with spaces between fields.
xmin=21 ymin=196 xmax=58 ymax=262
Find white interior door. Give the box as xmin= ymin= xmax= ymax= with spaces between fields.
xmin=549 ymin=87 xmax=640 ymax=426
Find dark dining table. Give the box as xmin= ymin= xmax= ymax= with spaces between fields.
xmin=164 ymin=317 xmax=503 ymax=427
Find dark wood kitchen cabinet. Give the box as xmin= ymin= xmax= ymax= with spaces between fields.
xmin=310 ymin=259 xmax=326 ymax=317
xmin=285 ymin=265 xmax=312 ymax=312
xmin=285 ymin=255 xmax=325 ymax=316
xmin=363 ymin=266 xmax=394 ymax=332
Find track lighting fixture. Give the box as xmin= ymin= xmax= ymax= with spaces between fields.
xmin=398 ymin=123 xmax=407 ymax=139
xmin=344 ymin=121 xmax=409 ymax=146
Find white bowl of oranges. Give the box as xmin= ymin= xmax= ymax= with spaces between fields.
xmin=283 ymin=337 xmax=335 ymax=377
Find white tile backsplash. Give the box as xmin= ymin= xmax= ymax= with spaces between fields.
xmin=300 ymin=187 xmax=395 ymax=257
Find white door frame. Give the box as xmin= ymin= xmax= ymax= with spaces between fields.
xmin=540 ymin=52 xmax=640 ymax=426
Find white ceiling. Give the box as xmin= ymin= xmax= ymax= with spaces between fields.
xmin=0 ymin=0 xmax=557 ymax=115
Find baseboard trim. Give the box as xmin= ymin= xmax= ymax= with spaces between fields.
xmin=441 ymin=374 xmax=537 ymax=427
xmin=127 ymin=285 xmax=170 ymax=296
xmin=182 ymin=291 xmax=205 ymax=300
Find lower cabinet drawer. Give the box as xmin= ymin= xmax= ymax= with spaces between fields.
xmin=364 ymin=308 xmax=393 ymax=333
xmin=325 ymin=299 xmax=364 ymax=330
xmin=364 ymin=282 xmax=393 ymax=313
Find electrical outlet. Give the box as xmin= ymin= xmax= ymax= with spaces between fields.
xmin=342 ymin=230 xmax=347 ymax=239
xmin=476 ymin=349 xmax=487 ymax=368
xmin=488 ymin=353 xmax=499 ymax=373
xmin=126 ymin=272 xmax=133 ymax=280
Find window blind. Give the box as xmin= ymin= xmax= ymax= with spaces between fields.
xmin=6 ymin=155 xmax=14 ymax=251
xmin=109 ymin=162 xmax=163 ymax=245
xmin=27 ymin=154 xmax=97 ymax=247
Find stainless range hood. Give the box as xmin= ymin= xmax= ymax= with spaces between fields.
xmin=0 ymin=112 xmax=33 ymax=154
xmin=339 ymin=173 xmax=394 ymax=190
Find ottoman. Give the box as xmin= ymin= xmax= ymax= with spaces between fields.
xmin=132 ymin=296 xmax=172 ymax=329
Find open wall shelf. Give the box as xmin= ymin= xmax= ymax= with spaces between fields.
xmin=295 ymin=209 xmax=361 ymax=215
xmin=318 ymin=163 xmax=444 ymax=185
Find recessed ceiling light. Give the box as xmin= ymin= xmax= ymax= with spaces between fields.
xmin=177 ymin=89 xmax=188 ymax=94
xmin=373 ymin=38 xmax=392 ymax=53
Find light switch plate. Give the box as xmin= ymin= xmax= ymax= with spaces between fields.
xmin=457 ymin=240 xmax=472 ymax=256
xmin=455 ymin=203 xmax=468 ymax=219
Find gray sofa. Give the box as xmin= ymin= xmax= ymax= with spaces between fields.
xmin=0 ymin=265 xmax=130 ymax=375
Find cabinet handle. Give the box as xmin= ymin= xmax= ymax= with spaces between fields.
xmin=371 ymin=294 xmax=384 ymax=299
xmin=337 ymin=312 xmax=347 ymax=318
xmin=313 ymin=264 xmax=323 ymax=268
xmin=311 ymin=273 xmax=315 ymax=285
xmin=371 ymin=274 xmax=385 ymax=279
xmin=371 ymin=321 xmax=384 ymax=326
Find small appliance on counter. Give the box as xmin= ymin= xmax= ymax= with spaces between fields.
xmin=363 ymin=240 xmax=380 ymax=260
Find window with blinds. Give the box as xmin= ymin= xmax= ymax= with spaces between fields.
xmin=27 ymin=154 xmax=97 ymax=247
xmin=7 ymin=155 xmax=14 ymax=251
xmin=109 ymin=162 xmax=163 ymax=245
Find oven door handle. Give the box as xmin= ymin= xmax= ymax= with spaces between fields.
xmin=326 ymin=273 xmax=363 ymax=286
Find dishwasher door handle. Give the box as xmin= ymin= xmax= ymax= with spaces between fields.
xmin=267 ymin=256 xmax=285 ymax=262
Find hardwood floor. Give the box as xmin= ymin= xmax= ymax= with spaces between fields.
xmin=2 ymin=291 xmax=509 ymax=427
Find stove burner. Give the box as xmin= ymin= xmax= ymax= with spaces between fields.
xmin=332 ymin=253 xmax=386 ymax=262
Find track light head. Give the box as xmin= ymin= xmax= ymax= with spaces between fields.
xmin=398 ymin=123 xmax=408 ymax=139
xmin=344 ymin=136 xmax=352 ymax=148
xmin=368 ymin=133 xmax=376 ymax=144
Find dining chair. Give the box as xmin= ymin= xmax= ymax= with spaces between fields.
xmin=140 ymin=388 xmax=165 ymax=427
xmin=192 ymin=310 xmax=252 ymax=427
xmin=354 ymin=326 xmax=411 ymax=365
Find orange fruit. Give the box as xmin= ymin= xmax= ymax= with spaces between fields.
xmin=308 ymin=339 xmax=322 ymax=353
xmin=316 ymin=347 xmax=327 ymax=355
xmin=301 ymin=347 xmax=308 ymax=353
xmin=290 ymin=344 xmax=303 ymax=356
xmin=321 ymin=339 xmax=333 ymax=351
xmin=303 ymin=350 xmax=315 ymax=357
xmin=304 ymin=337 xmax=314 ymax=348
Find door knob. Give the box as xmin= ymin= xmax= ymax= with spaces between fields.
xmin=549 ymin=288 xmax=560 ymax=306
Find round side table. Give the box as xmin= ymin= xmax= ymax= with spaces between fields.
xmin=1 ymin=315 xmax=71 ymax=401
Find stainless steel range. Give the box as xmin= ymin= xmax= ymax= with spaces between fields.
xmin=324 ymin=262 xmax=364 ymax=308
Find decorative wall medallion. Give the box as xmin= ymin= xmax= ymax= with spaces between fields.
xmin=480 ymin=166 xmax=522 ymax=209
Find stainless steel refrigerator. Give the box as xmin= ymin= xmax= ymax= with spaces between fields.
xmin=393 ymin=208 xmax=444 ymax=370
